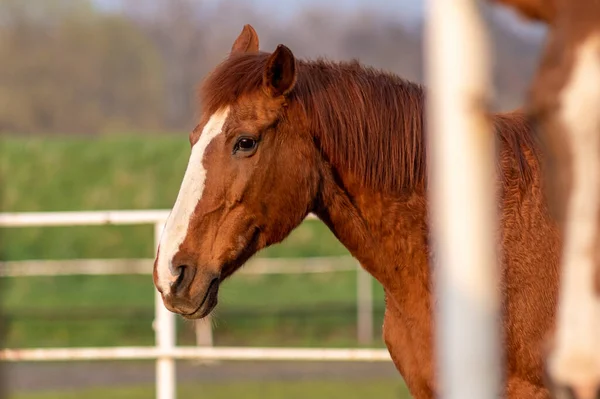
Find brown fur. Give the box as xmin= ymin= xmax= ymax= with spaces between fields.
xmin=202 ymin=52 xmax=541 ymax=194
xmin=494 ymin=0 xmax=600 ymax=247
xmin=154 ymin=25 xmax=562 ymax=399
xmin=493 ymin=0 xmax=556 ymax=22
xmin=492 ymin=1 xmax=600 ymax=397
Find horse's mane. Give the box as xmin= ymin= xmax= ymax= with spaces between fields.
xmin=201 ymin=52 xmax=537 ymax=193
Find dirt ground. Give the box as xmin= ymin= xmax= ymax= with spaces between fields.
xmin=3 ymin=360 xmax=400 ymax=394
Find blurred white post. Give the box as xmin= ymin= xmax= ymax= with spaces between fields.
xmin=154 ymin=221 xmax=176 ymax=399
xmin=426 ymin=0 xmax=502 ymax=398
xmin=356 ymin=264 xmax=373 ymax=345
xmin=194 ymin=318 xmax=213 ymax=347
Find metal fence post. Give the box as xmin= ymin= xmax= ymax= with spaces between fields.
xmin=356 ymin=263 xmax=373 ymax=345
xmin=154 ymin=221 xmax=176 ymax=399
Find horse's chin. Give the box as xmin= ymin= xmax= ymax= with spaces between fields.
xmin=181 ymin=304 xmax=215 ymax=320
xmin=184 ymin=230 xmax=262 ymax=318
xmin=181 ymin=278 xmax=220 ymax=320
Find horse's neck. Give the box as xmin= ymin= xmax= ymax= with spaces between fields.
xmin=314 ymin=166 xmax=430 ymax=286
xmin=303 ymin=73 xmax=429 ymax=285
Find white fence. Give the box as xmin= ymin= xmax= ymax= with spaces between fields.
xmin=0 ymin=257 xmax=375 ymax=347
xmin=0 ymin=210 xmax=390 ymax=399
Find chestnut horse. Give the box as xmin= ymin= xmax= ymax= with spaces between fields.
xmin=152 ymin=25 xmax=560 ymax=398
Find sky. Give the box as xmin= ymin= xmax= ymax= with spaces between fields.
xmin=93 ymin=0 xmax=546 ymax=39
xmin=93 ymin=0 xmax=421 ymax=20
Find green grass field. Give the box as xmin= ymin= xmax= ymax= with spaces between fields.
xmin=9 ymin=379 xmax=410 ymax=399
xmin=0 ymin=135 xmax=387 ymax=349
xmin=2 ymin=271 xmax=387 ymax=348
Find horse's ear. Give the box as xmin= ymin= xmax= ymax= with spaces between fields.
xmin=231 ymin=24 xmax=259 ymax=54
xmin=263 ymin=44 xmax=297 ymax=97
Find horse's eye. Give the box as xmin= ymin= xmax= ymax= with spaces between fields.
xmin=235 ymin=137 xmax=257 ymax=153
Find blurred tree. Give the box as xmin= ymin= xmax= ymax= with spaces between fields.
xmin=0 ymin=0 xmax=543 ymax=135
xmin=129 ymin=0 xmax=208 ymax=131
xmin=0 ymin=0 xmax=164 ymax=134
xmin=0 ymin=0 xmax=95 ymax=25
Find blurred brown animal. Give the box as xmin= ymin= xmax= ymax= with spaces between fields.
xmin=493 ymin=1 xmax=600 ymax=398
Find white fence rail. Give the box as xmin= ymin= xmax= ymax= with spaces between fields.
xmin=0 ymin=210 xmax=388 ymax=399
xmin=0 ymin=255 xmax=372 ymax=347
xmin=0 ymin=346 xmax=391 ymax=362
xmin=0 ymin=256 xmax=359 ymax=277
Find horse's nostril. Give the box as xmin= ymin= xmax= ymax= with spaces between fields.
xmin=171 ymin=264 xmax=191 ymax=295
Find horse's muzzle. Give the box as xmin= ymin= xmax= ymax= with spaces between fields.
xmin=160 ymin=271 xmax=220 ymax=319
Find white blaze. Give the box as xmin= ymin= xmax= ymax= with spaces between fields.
xmin=155 ymin=107 xmax=230 ymax=293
